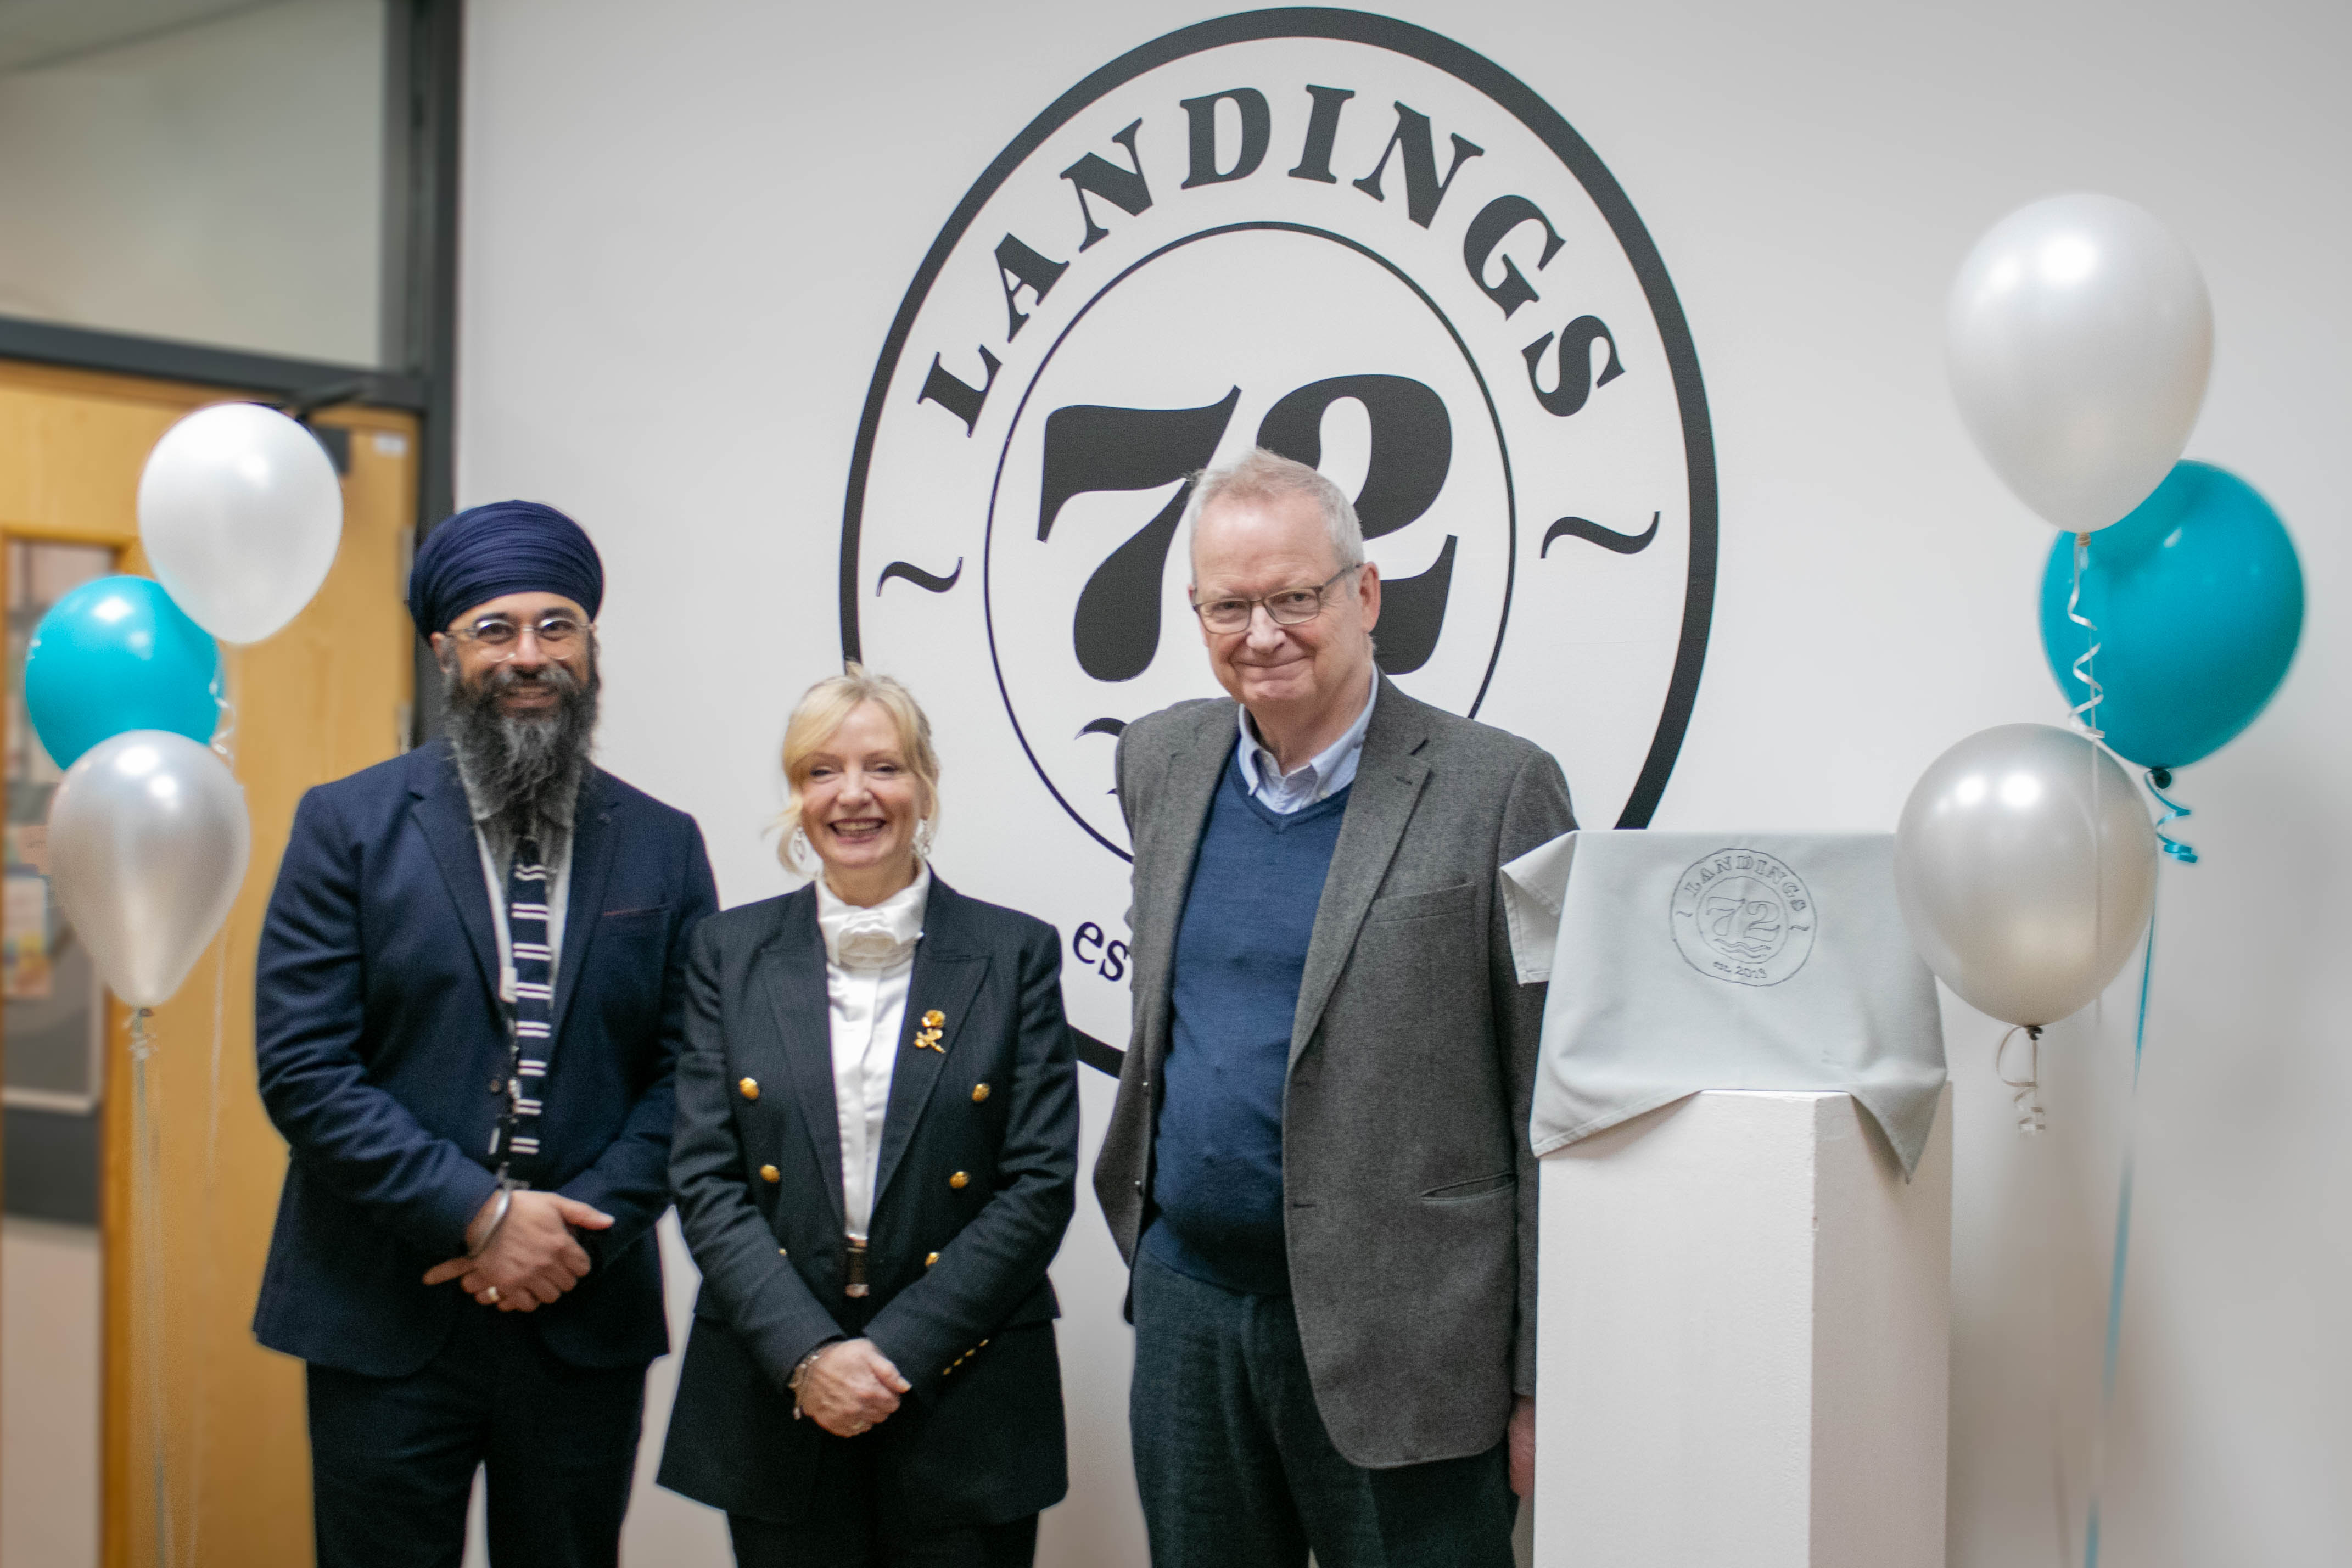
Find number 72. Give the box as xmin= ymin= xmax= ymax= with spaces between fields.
xmin=1033 ymin=374 xmax=1459 ymax=685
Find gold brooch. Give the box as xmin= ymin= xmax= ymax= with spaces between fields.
xmin=913 ymin=1024 xmax=945 ymax=1053
xmin=922 ymin=1010 xmax=945 ymax=1028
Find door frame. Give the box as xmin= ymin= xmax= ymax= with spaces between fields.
xmin=0 ymin=354 xmax=424 ymax=1567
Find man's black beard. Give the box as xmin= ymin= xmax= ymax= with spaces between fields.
xmin=442 ymin=651 xmax=599 ymax=849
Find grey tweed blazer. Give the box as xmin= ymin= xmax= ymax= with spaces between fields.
xmin=1093 ymin=674 xmax=1574 ymax=1469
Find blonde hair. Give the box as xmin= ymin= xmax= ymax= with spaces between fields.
xmin=777 ymin=664 xmax=941 ymax=873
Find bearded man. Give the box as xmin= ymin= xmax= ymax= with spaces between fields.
xmin=254 ymin=500 xmax=718 ymax=1568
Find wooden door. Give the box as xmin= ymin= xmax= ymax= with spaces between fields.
xmin=0 ymin=358 xmax=416 ymax=1566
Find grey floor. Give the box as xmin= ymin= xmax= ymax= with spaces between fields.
xmin=2 ymin=1214 xmax=101 ymax=1568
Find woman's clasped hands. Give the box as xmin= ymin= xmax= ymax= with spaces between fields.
xmin=798 ymin=1338 xmax=912 ymax=1438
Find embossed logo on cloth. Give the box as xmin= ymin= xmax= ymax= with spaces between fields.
xmin=1668 ymin=848 xmax=1816 ymax=986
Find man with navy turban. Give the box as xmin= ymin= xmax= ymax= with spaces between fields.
xmin=254 ymin=501 xmax=718 ymax=1567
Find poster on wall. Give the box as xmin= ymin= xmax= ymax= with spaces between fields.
xmin=843 ymin=9 xmax=1715 ymax=1068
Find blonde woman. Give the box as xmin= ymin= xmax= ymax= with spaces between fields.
xmin=658 ymin=667 xmax=1076 ymax=1567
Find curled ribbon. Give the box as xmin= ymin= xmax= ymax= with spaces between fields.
xmin=210 ymin=691 xmax=237 ymax=761
xmin=209 ymin=669 xmax=239 ymax=764
xmin=2067 ymin=531 xmax=2105 ymax=740
xmin=1994 ymin=1023 xmax=2046 ymax=1135
xmin=2142 ymin=768 xmax=2199 ymax=864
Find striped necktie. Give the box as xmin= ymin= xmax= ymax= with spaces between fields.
xmin=491 ymin=834 xmax=553 ymax=1180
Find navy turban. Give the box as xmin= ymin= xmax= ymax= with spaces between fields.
xmin=408 ymin=500 xmax=604 ymax=634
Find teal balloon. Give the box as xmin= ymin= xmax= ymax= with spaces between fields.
xmin=24 ymin=576 xmax=221 ymax=768
xmin=2039 ymin=461 xmax=2303 ymax=769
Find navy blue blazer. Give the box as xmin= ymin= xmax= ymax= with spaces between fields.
xmin=656 ymin=878 xmax=1076 ymax=1531
xmin=252 ymin=740 xmax=717 ymax=1377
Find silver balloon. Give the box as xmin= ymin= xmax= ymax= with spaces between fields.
xmin=1894 ymin=724 xmax=2157 ymax=1027
xmin=46 ymin=730 xmax=251 ymax=1008
xmin=1947 ymin=194 xmax=2211 ymax=533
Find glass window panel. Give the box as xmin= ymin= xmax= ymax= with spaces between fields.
xmin=6 ymin=540 xmax=113 ymax=1107
xmin=0 ymin=0 xmax=388 ymax=366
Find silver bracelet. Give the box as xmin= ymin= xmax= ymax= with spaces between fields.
xmin=469 ymin=1185 xmax=516 ymax=1258
xmin=788 ymin=1344 xmax=835 ymax=1420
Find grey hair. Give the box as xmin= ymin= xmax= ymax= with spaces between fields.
xmin=1185 ymin=447 xmax=1364 ymax=572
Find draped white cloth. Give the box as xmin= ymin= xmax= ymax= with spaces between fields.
xmin=1503 ymin=831 xmax=1947 ymax=1177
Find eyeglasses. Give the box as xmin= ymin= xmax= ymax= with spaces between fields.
xmin=446 ymin=614 xmax=591 ymax=660
xmin=1190 ymin=564 xmax=1362 ymax=635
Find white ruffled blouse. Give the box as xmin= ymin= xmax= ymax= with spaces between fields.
xmin=814 ymin=863 xmax=931 ymax=1237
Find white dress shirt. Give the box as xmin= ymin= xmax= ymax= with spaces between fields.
xmin=1234 ymin=677 xmax=1378 ymax=814
xmin=815 ymin=863 xmax=931 ymax=1238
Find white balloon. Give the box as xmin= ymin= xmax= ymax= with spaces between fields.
xmin=138 ymin=402 xmax=343 ymax=643
xmin=1947 ymin=194 xmax=2212 ymax=533
xmin=1893 ymin=724 xmax=2158 ymax=1028
xmin=46 ymin=731 xmax=251 ymax=1009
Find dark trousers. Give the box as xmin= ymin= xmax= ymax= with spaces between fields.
xmin=727 ymin=1509 xmax=1036 ymax=1568
xmin=1129 ymin=1246 xmax=1516 ymax=1568
xmin=306 ymin=1307 xmax=647 ymax=1568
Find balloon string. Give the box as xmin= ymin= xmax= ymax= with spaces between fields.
xmin=2065 ymin=531 xmax=2105 ymax=740
xmin=1995 ymin=1023 xmax=2047 ymax=1135
xmin=184 ymin=936 xmax=230 ymax=1568
xmin=129 ymin=1007 xmax=176 ymax=1567
xmin=2084 ymin=903 xmax=2159 ymax=1568
xmin=2039 ymin=1129 xmax=2074 ymax=1568
xmin=189 ymin=670 xmax=233 ymax=1561
xmin=2142 ymin=768 xmax=2199 ymax=864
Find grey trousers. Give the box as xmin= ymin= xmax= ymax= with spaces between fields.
xmin=1128 ymin=1245 xmax=1517 ymax=1568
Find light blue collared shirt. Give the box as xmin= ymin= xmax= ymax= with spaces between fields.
xmin=1234 ymin=679 xmax=1377 ymax=814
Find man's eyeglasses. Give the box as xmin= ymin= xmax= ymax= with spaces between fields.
xmin=446 ymin=614 xmax=591 ymax=660
xmin=1190 ymin=564 xmax=1362 ymax=635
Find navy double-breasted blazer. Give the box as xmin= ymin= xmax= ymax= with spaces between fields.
xmin=251 ymin=739 xmax=717 ymax=1376
xmin=656 ymin=877 xmax=1076 ymax=1532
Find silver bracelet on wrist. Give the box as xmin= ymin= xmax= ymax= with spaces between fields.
xmin=788 ymin=1345 xmax=833 ymax=1420
xmin=469 ymin=1184 xmax=516 ymax=1259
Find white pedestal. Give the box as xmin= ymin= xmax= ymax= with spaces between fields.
xmin=1532 ymin=1088 xmax=1951 ymax=1568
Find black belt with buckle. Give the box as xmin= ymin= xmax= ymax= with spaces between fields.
xmin=845 ymin=1235 xmax=870 ymax=1298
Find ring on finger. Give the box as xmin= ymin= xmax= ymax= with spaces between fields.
xmin=484 ymin=1285 xmax=501 ymax=1303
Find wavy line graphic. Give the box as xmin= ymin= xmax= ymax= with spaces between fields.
xmin=1542 ymin=511 xmax=1659 ymax=557
xmin=875 ymin=557 xmax=964 ymax=595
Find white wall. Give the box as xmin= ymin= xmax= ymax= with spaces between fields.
xmin=456 ymin=3 xmax=2350 ymax=1565
xmin=0 ymin=0 xmax=385 ymax=365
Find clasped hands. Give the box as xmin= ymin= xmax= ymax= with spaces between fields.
xmin=422 ymin=1190 xmax=614 ymax=1311
xmin=797 ymin=1339 xmax=911 ymax=1440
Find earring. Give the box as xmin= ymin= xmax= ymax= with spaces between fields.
xmin=915 ymin=817 xmax=937 ymax=859
xmin=789 ymin=825 xmax=812 ymax=869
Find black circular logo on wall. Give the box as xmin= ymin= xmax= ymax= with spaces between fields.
xmin=840 ymin=9 xmax=1714 ymax=1060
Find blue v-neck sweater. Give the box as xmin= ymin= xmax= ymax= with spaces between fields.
xmin=1144 ymin=758 xmax=1351 ymax=1296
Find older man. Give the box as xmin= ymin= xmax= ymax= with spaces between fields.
xmin=254 ymin=501 xmax=717 ymax=1568
xmin=1095 ymin=449 xmax=1574 ymax=1568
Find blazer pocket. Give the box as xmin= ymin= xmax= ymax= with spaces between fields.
xmin=602 ymin=904 xmax=671 ymax=921
xmin=1367 ymin=881 xmax=1477 ymax=925
xmin=1421 ymin=1171 xmax=1516 ymax=1202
